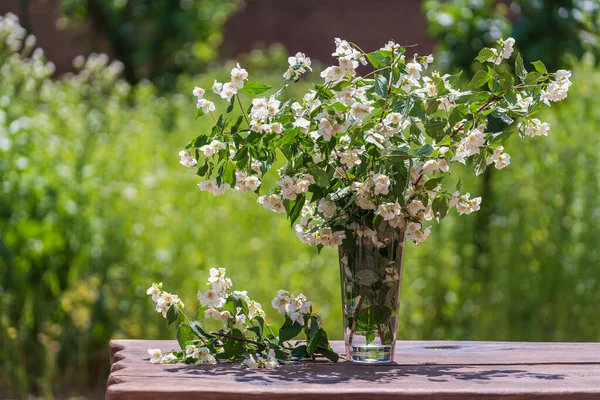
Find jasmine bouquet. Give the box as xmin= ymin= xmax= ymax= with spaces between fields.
xmin=178 ymin=37 xmax=570 ymax=363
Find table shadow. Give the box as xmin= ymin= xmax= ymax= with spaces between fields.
xmin=164 ymin=362 xmax=565 ymax=385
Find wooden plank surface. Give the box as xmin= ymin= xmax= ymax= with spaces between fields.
xmin=106 ymin=339 xmax=600 ymax=400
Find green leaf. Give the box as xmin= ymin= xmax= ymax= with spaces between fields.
xmin=412 ymin=144 xmax=434 ymax=158
xmin=424 ymin=176 xmax=443 ymax=190
xmin=290 ymin=345 xmax=309 ymax=359
xmin=367 ymin=49 xmax=393 ymax=69
xmin=279 ymin=316 xmax=304 ymax=343
xmin=374 ymin=74 xmax=388 ymax=98
xmin=432 ymin=195 xmax=449 ymax=220
xmin=176 ymin=323 xmax=194 ymax=350
xmin=189 ymin=320 xmax=213 ymax=339
xmin=316 ymin=345 xmax=339 ymax=362
xmin=475 ymin=48 xmax=495 ymax=63
xmin=289 ymin=194 xmax=306 ymax=227
xmin=355 ymin=269 xmax=380 ymax=286
xmin=223 ymin=328 xmax=245 ymax=358
xmin=469 ymin=70 xmax=490 ymax=88
xmin=365 ymin=331 xmax=376 ymax=345
xmin=195 ymin=108 xmax=204 ymax=119
xmin=240 ymin=81 xmax=272 ymax=95
xmin=230 ymin=115 xmax=244 ymax=135
xmin=309 ymin=167 xmax=330 ymax=187
xmin=531 ymin=60 xmax=548 ymax=75
xmin=515 ymin=53 xmax=527 ymax=80
xmin=196 ymin=162 xmax=209 ymax=177
xmin=166 ymin=305 xmax=179 ymax=326
xmin=356 ymin=305 xmax=392 ymax=326
xmin=424 ymin=118 xmax=447 ymax=139
xmin=524 ymin=71 xmax=543 ymax=85
xmin=307 ymin=327 xmax=324 ymax=358
xmin=226 ymin=98 xmax=235 ymax=113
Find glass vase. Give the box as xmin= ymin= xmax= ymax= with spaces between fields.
xmin=339 ymin=223 xmax=405 ymax=363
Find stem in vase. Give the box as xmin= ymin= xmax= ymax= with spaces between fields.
xmin=348 ymin=295 xmax=365 ymax=346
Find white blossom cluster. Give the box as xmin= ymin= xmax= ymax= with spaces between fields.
xmin=542 ymin=69 xmax=572 ymax=103
xmin=271 ymin=290 xmax=322 ymax=327
xmin=487 ymin=37 xmax=515 ymax=65
xmin=242 ymin=348 xmax=279 ymax=370
xmin=212 ymin=63 xmax=248 ymax=102
xmin=283 ymin=52 xmax=312 ymax=81
xmin=197 ymin=268 xmax=265 ymax=329
xmin=146 ymin=282 xmax=185 ymax=318
xmin=185 ymin=344 xmax=217 ymax=365
xmin=182 ymin=36 xmax=570 ymax=248
xmin=147 ymin=348 xmax=178 ymax=364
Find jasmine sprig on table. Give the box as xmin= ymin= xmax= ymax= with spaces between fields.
xmin=145 ymin=268 xmax=339 ymax=369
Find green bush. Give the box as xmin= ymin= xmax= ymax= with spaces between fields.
xmin=1 ymin=11 xmax=600 ymax=398
xmin=59 ymin=0 xmax=241 ymax=89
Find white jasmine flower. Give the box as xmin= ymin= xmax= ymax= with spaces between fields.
xmin=289 ymin=311 xmax=305 ymax=326
xmin=523 ymin=118 xmax=550 ymax=137
xmin=422 ymin=55 xmax=434 ymax=69
xmin=235 ymin=312 xmax=247 ymax=330
xmin=196 ymin=99 xmax=215 ymax=114
xmin=293 ymin=117 xmax=311 ymax=134
xmin=178 ymin=150 xmax=197 ymax=168
xmin=257 ymin=194 xmax=285 ymax=214
xmin=146 ymin=282 xmax=163 ymax=302
xmin=407 ymin=60 xmax=423 ymax=80
xmin=486 ymin=146 xmax=511 ymax=169
xmin=185 ymin=345 xmax=195 ymax=357
xmin=231 ymin=63 xmax=248 ymax=89
xmin=192 ymin=86 xmax=205 ymax=99
xmin=220 ymin=82 xmax=237 ymax=101
xmin=406 ymin=221 xmax=421 ymax=235
xmin=339 ymin=55 xmax=358 ymax=75
xmin=284 ymin=52 xmax=312 ymax=81
xmin=408 ymin=227 xmax=431 ymax=243
xmin=197 ymin=288 xmax=226 ymax=308
xmin=242 ymin=354 xmax=259 ymax=369
xmin=373 ymin=173 xmax=391 ymax=195
xmin=487 ymin=48 xmax=503 ymax=65
xmin=295 ymin=175 xmax=314 ymax=193
xmin=212 ymin=80 xmax=223 ymax=95
xmin=148 ymin=348 xmax=163 ymax=364
xmin=350 ymin=102 xmax=373 ymax=122
xmin=248 ymin=300 xmax=266 ymax=319
xmin=271 ymin=290 xmax=294 ymax=314
xmin=407 ymin=199 xmax=426 ymax=216
xmin=317 ymin=199 xmax=337 ymax=218
xmin=456 ymin=193 xmax=482 ymax=215
xmin=161 ymin=353 xmax=178 ymax=364
xmin=502 ymin=37 xmax=515 ymax=59
xmin=264 ymin=349 xmax=279 ymax=369
xmin=320 ymin=65 xmax=344 ymax=83
xmin=193 ymin=347 xmax=217 ymax=365
xmin=199 ymin=140 xmax=226 ymax=157
xmin=448 ymin=191 xmax=461 ymax=208
xmin=198 ymin=180 xmax=230 ymax=196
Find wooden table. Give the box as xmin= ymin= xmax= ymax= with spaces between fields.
xmin=106 ymin=339 xmax=600 ymax=399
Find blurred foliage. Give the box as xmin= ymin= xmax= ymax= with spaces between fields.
xmin=422 ymin=0 xmax=600 ymax=333
xmin=58 ymin=0 xmax=241 ymax=89
xmin=2 ymin=8 xmax=600 ymax=400
xmin=424 ymin=0 xmax=600 ymax=74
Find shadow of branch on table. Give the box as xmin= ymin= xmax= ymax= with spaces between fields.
xmin=164 ymin=362 xmax=565 ymax=385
